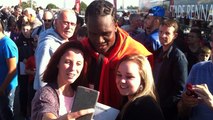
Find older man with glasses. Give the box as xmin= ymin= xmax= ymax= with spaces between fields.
xmin=34 ymin=9 xmax=77 ymax=91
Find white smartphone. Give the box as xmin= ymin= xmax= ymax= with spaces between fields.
xmin=71 ymin=86 xmax=99 ymax=120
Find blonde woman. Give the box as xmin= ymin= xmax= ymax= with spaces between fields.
xmin=115 ymin=54 xmax=165 ymax=120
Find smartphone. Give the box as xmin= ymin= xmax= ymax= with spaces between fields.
xmin=71 ymin=86 xmax=100 ymax=120
xmin=186 ymin=83 xmax=198 ymax=98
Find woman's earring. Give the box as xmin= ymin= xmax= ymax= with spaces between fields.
xmin=139 ymin=85 xmax=143 ymax=91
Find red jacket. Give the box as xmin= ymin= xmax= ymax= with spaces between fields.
xmin=81 ymin=27 xmax=153 ymax=109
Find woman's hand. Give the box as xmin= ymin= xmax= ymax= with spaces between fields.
xmin=42 ymin=108 xmax=95 ymax=120
xmin=181 ymin=91 xmax=199 ymax=108
xmin=67 ymin=108 xmax=95 ymax=120
xmin=177 ymin=90 xmax=199 ymax=118
xmin=193 ymin=84 xmax=213 ymax=109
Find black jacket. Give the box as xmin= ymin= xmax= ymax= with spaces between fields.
xmin=153 ymin=45 xmax=188 ymax=120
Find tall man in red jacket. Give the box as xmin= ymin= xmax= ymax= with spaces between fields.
xmin=81 ymin=0 xmax=153 ymax=109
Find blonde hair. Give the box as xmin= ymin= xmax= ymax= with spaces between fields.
xmin=199 ymin=46 xmax=211 ymax=54
xmin=117 ymin=54 xmax=158 ymax=119
xmin=118 ymin=54 xmax=157 ymax=101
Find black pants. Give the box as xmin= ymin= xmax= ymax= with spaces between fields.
xmin=27 ymin=80 xmax=36 ymax=117
xmin=18 ymin=75 xmax=28 ymax=117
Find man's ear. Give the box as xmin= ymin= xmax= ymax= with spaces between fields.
xmin=174 ymin=32 xmax=178 ymax=39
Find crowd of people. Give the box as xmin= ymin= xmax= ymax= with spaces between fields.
xmin=0 ymin=0 xmax=213 ymax=120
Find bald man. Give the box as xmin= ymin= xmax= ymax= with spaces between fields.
xmin=31 ymin=10 xmax=54 ymax=40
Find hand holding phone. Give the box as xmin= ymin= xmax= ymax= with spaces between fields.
xmin=72 ymin=86 xmax=99 ymax=120
xmin=186 ymin=83 xmax=198 ymax=98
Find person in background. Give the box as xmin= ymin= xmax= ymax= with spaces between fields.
xmin=185 ymin=28 xmax=203 ymax=72
xmin=15 ymin=22 xmax=34 ymax=119
xmin=8 ymin=5 xmax=22 ymax=41
xmin=41 ymin=10 xmax=54 ymax=30
xmin=31 ymin=10 xmax=54 ymax=42
xmin=8 ymin=5 xmax=22 ymax=22
xmin=35 ymin=6 xmax=44 ymax=23
xmin=81 ymin=0 xmax=152 ymax=109
xmin=31 ymin=41 xmax=94 ymax=120
xmin=34 ymin=9 xmax=77 ymax=91
xmin=153 ymin=19 xmax=188 ymax=120
xmin=23 ymin=8 xmax=42 ymax=30
xmin=177 ymin=29 xmax=213 ymax=120
xmin=197 ymin=45 xmax=211 ymax=62
xmin=115 ymin=54 xmax=165 ymax=120
xmin=0 ymin=20 xmax=19 ymax=120
xmin=25 ymin=37 xmax=37 ymax=118
xmin=8 ymin=5 xmax=22 ymax=30
xmin=134 ymin=6 xmax=164 ymax=53
xmin=0 ymin=7 xmax=11 ymax=32
xmin=173 ymin=28 xmax=188 ymax=54
xmin=8 ymin=17 xmax=20 ymax=42
xmin=121 ymin=13 xmax=144 ymax=37
xmin=76 ymin=26 xmax=87 ymax=41
xmin=16 ymin=15 xmax=29 ymax=31
xmin=69 ymin=15 xmax=84 ymax=41
xmin=117 ymin=16 xmax=126 ymax=27
xmin=121 ymin=11 xmax=130 ymax=25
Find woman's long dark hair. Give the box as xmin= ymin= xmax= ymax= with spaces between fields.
xmin=42 ymin=41 xmax=89 ymax=90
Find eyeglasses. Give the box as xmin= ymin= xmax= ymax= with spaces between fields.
xmin=43 ymin=19 xmax=52 ymax=22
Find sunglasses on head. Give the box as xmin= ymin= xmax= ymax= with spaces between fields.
xmin=43 ymin=19 xmax=52 ymax=22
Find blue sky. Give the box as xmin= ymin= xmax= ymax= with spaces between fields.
xmin=1 ymin=0 xmax=139 ymax=9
